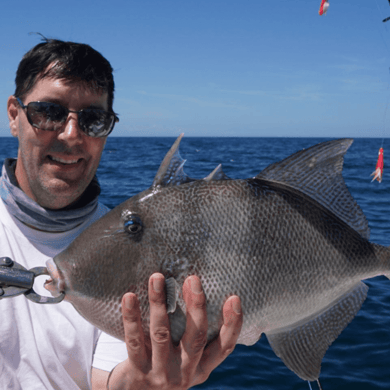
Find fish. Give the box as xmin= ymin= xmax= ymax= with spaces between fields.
xmin=45 ymin=134 xmax=390 ymax=383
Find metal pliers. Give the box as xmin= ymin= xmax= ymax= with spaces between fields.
xmin=0 ymin=257 xmax=65 ymax=304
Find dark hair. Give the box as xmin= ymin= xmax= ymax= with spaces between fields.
xmin=15 ymin=36 xmax=116 ymax=112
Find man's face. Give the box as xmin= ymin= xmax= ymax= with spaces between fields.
xmin=7 ymin=77 xmax=108 ymax=209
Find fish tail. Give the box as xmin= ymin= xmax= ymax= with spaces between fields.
xmin=383 ymin=245 xmax=390 ymax=280
xmin=373 ymin=244 xmax=390 ymax=280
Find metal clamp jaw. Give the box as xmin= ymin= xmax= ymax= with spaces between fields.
xmin=0 ymin=257 xmax=65 ymax=304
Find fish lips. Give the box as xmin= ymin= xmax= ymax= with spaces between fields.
xmin=44 ymin=258 xmax=66 ymax=297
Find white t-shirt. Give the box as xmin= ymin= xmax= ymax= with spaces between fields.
xmin=0 ymin=198 xmax=128 ymax=389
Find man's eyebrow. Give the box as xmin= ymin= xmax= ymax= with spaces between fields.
xmin=87 ymin=104 xmax=107 ymax=110
xmin=34 ymin=97 xmax=62 ymax=105
xmin=33 ymin=98 xmax=107 ymax=110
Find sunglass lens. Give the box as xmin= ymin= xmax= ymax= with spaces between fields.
xmin=27 ymin=102 xmax=67 ymax=131
xmin=79 ymin=109 xmax=114 ymax=137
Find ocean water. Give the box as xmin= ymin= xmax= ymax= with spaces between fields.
xmin=0 ymin=136 xmax=389 ymax=390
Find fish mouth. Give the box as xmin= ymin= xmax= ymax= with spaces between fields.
xmin=44 ymin=258 xmax=65 ymax=295
xmin=43 ymin=278 xmax=56 ymax=294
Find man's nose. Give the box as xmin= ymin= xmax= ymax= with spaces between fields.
xmin=57 ymin=113 xmax=84 ymax=145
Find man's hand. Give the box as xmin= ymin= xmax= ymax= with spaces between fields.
xmin=97 ymin=273 xmax=242 ymax=390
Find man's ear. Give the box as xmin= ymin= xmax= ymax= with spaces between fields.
xmin=7 ymin=96 xmax=20 ymax=138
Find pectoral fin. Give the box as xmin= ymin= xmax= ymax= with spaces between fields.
xmin=165 ymin=277 xmax=178 ymax=314
xmin=165 ymin=277 xmax=187 ymax=344
xmin=266 ymin=282 xmax=368 ymax=381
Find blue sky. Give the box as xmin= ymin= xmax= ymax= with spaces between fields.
xmin=1 ymin=0 xmax=390 ymax=137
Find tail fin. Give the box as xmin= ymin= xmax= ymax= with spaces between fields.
xmin=384 ymin=245 xmax=390 ymax=280
xmin=371 ymin=243 xmax=390 ymax=280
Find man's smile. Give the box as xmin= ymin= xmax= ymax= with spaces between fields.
xmin=47 ymin=155 xmax=83 ymax=165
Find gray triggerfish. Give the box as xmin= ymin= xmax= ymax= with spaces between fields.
xmin=45 ymin=135 xmax=390 ymax=384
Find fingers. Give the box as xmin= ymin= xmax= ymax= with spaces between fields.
xmin=198 ymin=295 xmax=243 ymax=376
xmin=148 ymin=273 xmax=172 ymax=373
xmin=180 ymin=276 xmax=208 ymax=375
xmin=122 ymin=292 xmax=147 ymax=371
xmin=122 ymin=274 xmax=243 ymax=389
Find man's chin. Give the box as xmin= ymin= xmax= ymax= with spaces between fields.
xmin=33 ymin=182 xmax=86 ymax=209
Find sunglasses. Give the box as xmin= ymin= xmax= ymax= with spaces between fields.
xmin=16 ymin=97 xmax=119 ymax=138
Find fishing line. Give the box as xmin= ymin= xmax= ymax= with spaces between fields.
xmin=380 ymin=77 xmax=389 ymax=149
xmin=375 ymin=0 xmax=390 ymax=146
xmin=371 ymin=0 xmax=389 ymax=180
xmin=377 ymin=65 xmax=389 ymax=150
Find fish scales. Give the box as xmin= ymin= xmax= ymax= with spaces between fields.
xmin=46 ymin=135 xmax=390 ymax=383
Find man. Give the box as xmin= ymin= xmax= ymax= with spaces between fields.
xmin=0 ymin=38 xmax=243 ymax=389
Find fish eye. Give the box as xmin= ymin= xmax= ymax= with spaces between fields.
xmin=123 ymin=214 xmax=143 ymax=235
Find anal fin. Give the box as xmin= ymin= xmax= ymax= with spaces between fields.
xmin=266 ymin=282 xmax=368 ymax=381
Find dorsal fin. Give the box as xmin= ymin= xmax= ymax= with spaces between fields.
xmin=203 ymin=164 xmax=231 ymax=181
xmin=256 ymin=139 xmax=370 ymax=239
xmin=152 ymin=134 xmax=194 ymax=188
xmin=153 ymin=135 xmax=231 ymax=188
